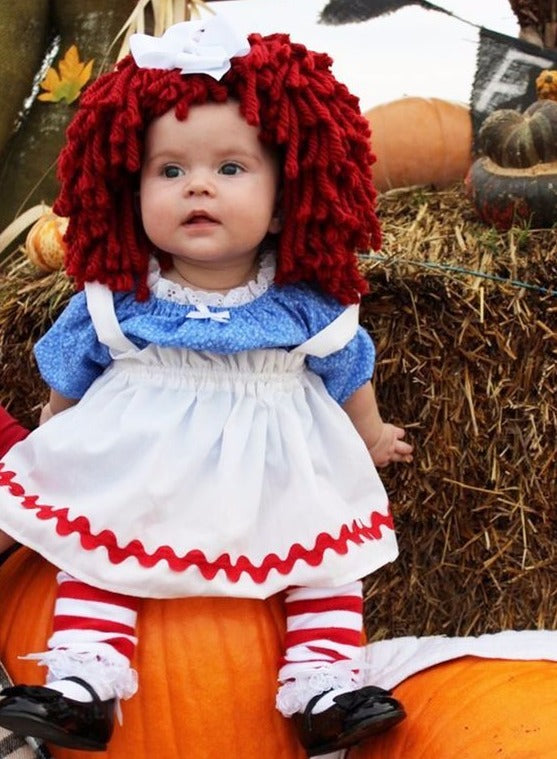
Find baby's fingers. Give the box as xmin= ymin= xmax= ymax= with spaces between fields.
xmin=395 ymin=438 xmax=413 ymax=455
xmin=393 ymin=438 xmax=413 ymax=463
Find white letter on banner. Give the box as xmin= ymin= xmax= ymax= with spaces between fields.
xmin=475 ymin=49 xmax=555 ymax=114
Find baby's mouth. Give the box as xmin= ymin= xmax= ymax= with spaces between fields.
xmin=185 ymin=211 xmax=218 ymax=225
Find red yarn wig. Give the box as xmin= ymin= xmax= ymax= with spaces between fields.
xmin=54 ymin=32 xmax=381 ymax=304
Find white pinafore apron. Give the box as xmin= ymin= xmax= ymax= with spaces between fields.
xmin=0 ymin=284 xmax=398 ymax=598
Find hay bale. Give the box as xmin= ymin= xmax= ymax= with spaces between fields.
xmin=0 ymin=184 xmax=555 ymax=637
xmin=0 ymin=255 xmax=70 ymax=429
xmin=363 ymin=184 xmax=557 ymax=638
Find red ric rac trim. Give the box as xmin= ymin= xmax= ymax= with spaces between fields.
xmin=0 ymin=465 xmax=395 ymax=584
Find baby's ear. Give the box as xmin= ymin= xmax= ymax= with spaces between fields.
xmin=269 ymin=190 xmax=283 ymax=234
xmin=268 ymin=212 xmax=282 ymax=235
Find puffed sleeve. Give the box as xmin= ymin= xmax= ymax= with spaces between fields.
xmin=33 ymin=291 xmax=112 ymax=399
xmin=306 ymin=326 xmax=375 ymax=404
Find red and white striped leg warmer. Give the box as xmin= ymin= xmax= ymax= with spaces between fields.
xmin=25 ymin=572 xmax=139 ymax=701
xmin=276 ymin=581 xmax=364 ymax=716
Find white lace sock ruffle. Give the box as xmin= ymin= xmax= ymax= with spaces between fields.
xmin=276 ymin=661 xmax=362 ymax=717
xmin=22 ymin=642 xmax=138 ymax=702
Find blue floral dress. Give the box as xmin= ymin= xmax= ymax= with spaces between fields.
xmin=0 ymin=255 xmax=398 ymax=598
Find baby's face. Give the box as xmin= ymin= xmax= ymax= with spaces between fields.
xmin=139 ymin=100 xmax=281 ymax=281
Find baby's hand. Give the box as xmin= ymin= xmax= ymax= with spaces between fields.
xmin=369 ymin=424 xmax=413 ymax=468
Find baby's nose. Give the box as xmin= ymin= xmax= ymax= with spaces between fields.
xmin=185 ymin=169 xmax=215 ymax=196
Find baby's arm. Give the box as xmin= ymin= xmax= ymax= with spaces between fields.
xmin=342 ymin=382 xmax=413 ymax=468
xmin=40 ymin=389 xmax=78 ymax=425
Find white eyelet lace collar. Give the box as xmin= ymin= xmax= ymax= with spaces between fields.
xmin=147 ymin=252 xmax=276 ymax=307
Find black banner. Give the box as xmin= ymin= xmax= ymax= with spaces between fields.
xmin=471 ymin=27 xmax=557 ymax=148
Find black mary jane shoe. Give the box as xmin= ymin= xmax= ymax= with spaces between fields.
xmin=0 ymin=676 xmax=115 ymax=751
xmin=292 ymin=685 xmax=406 ymax=757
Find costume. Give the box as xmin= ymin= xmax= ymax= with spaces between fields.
xmin=0 ymin=17 xmax=406 ymax=755
xmin=0 ymin=255 xmax=398 ymax=598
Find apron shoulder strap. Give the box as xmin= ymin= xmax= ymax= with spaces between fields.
xmin=292 ymin=304 xmax=360 ymax=358
xmin=85 ymin=282 xmax=138 ymax=355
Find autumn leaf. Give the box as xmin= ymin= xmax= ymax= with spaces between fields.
xmin=38 ymin=45 xmax=94 ymax=104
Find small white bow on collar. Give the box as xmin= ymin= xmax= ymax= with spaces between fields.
xmin=129 ymin=16 xmax=250 ymax=80
xmin=186 ymin=302 xmax=231 ymax=323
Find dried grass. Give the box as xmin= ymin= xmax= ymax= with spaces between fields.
xmin=0 ymin=184 xmax=555 ymax=636
xmin=362 ymin=184 xmax=557 ymax=638
xmin=0 ymin=255 xmax=71 ymax=428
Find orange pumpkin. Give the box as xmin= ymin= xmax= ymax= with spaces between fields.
xmin=365 ymin=97 xmax=472 ymax=192
xmin=3 ymin=550 xmax=556 ymax=758
xmin=0 ymin=549 xmax=307 ymax=759
xmin=25 ymin=213 xmax=68 ymax=271
xmin=351 ymin=657 xmax=557 ymax=758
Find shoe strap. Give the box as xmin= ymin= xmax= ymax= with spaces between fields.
xmin=61 ymin=676 xmax=101 ymax=703
xmin=304 ymin=689 xmax=333 ymax=715
xmin=301 ymin=688 xmax=334 ymax=732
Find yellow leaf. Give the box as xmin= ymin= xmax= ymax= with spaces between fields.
xmin=79 ymin=59 xmax=95 ymax=87
xmin=39 ymin=44 xmax=95 ymax=104
xmin=37 ymin=68 xmax=61 ymax=102
xmin=58 ymin=45 xmax=80 ymax=81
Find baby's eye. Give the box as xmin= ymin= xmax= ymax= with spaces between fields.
xmin=162 ymin=165 xmax=184 ymax=178
xmin=219 ymin=162 xmax=244 ymax=176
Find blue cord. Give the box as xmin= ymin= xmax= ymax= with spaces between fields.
xmin=359 ymin=253 xmax=557 ymax=297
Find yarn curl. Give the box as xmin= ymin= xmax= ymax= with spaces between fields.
xmin=54 ymin=32 xmax=381 ymax=304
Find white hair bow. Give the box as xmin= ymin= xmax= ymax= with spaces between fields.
xmin=129 ymin=16 xmax=250 ymax=80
